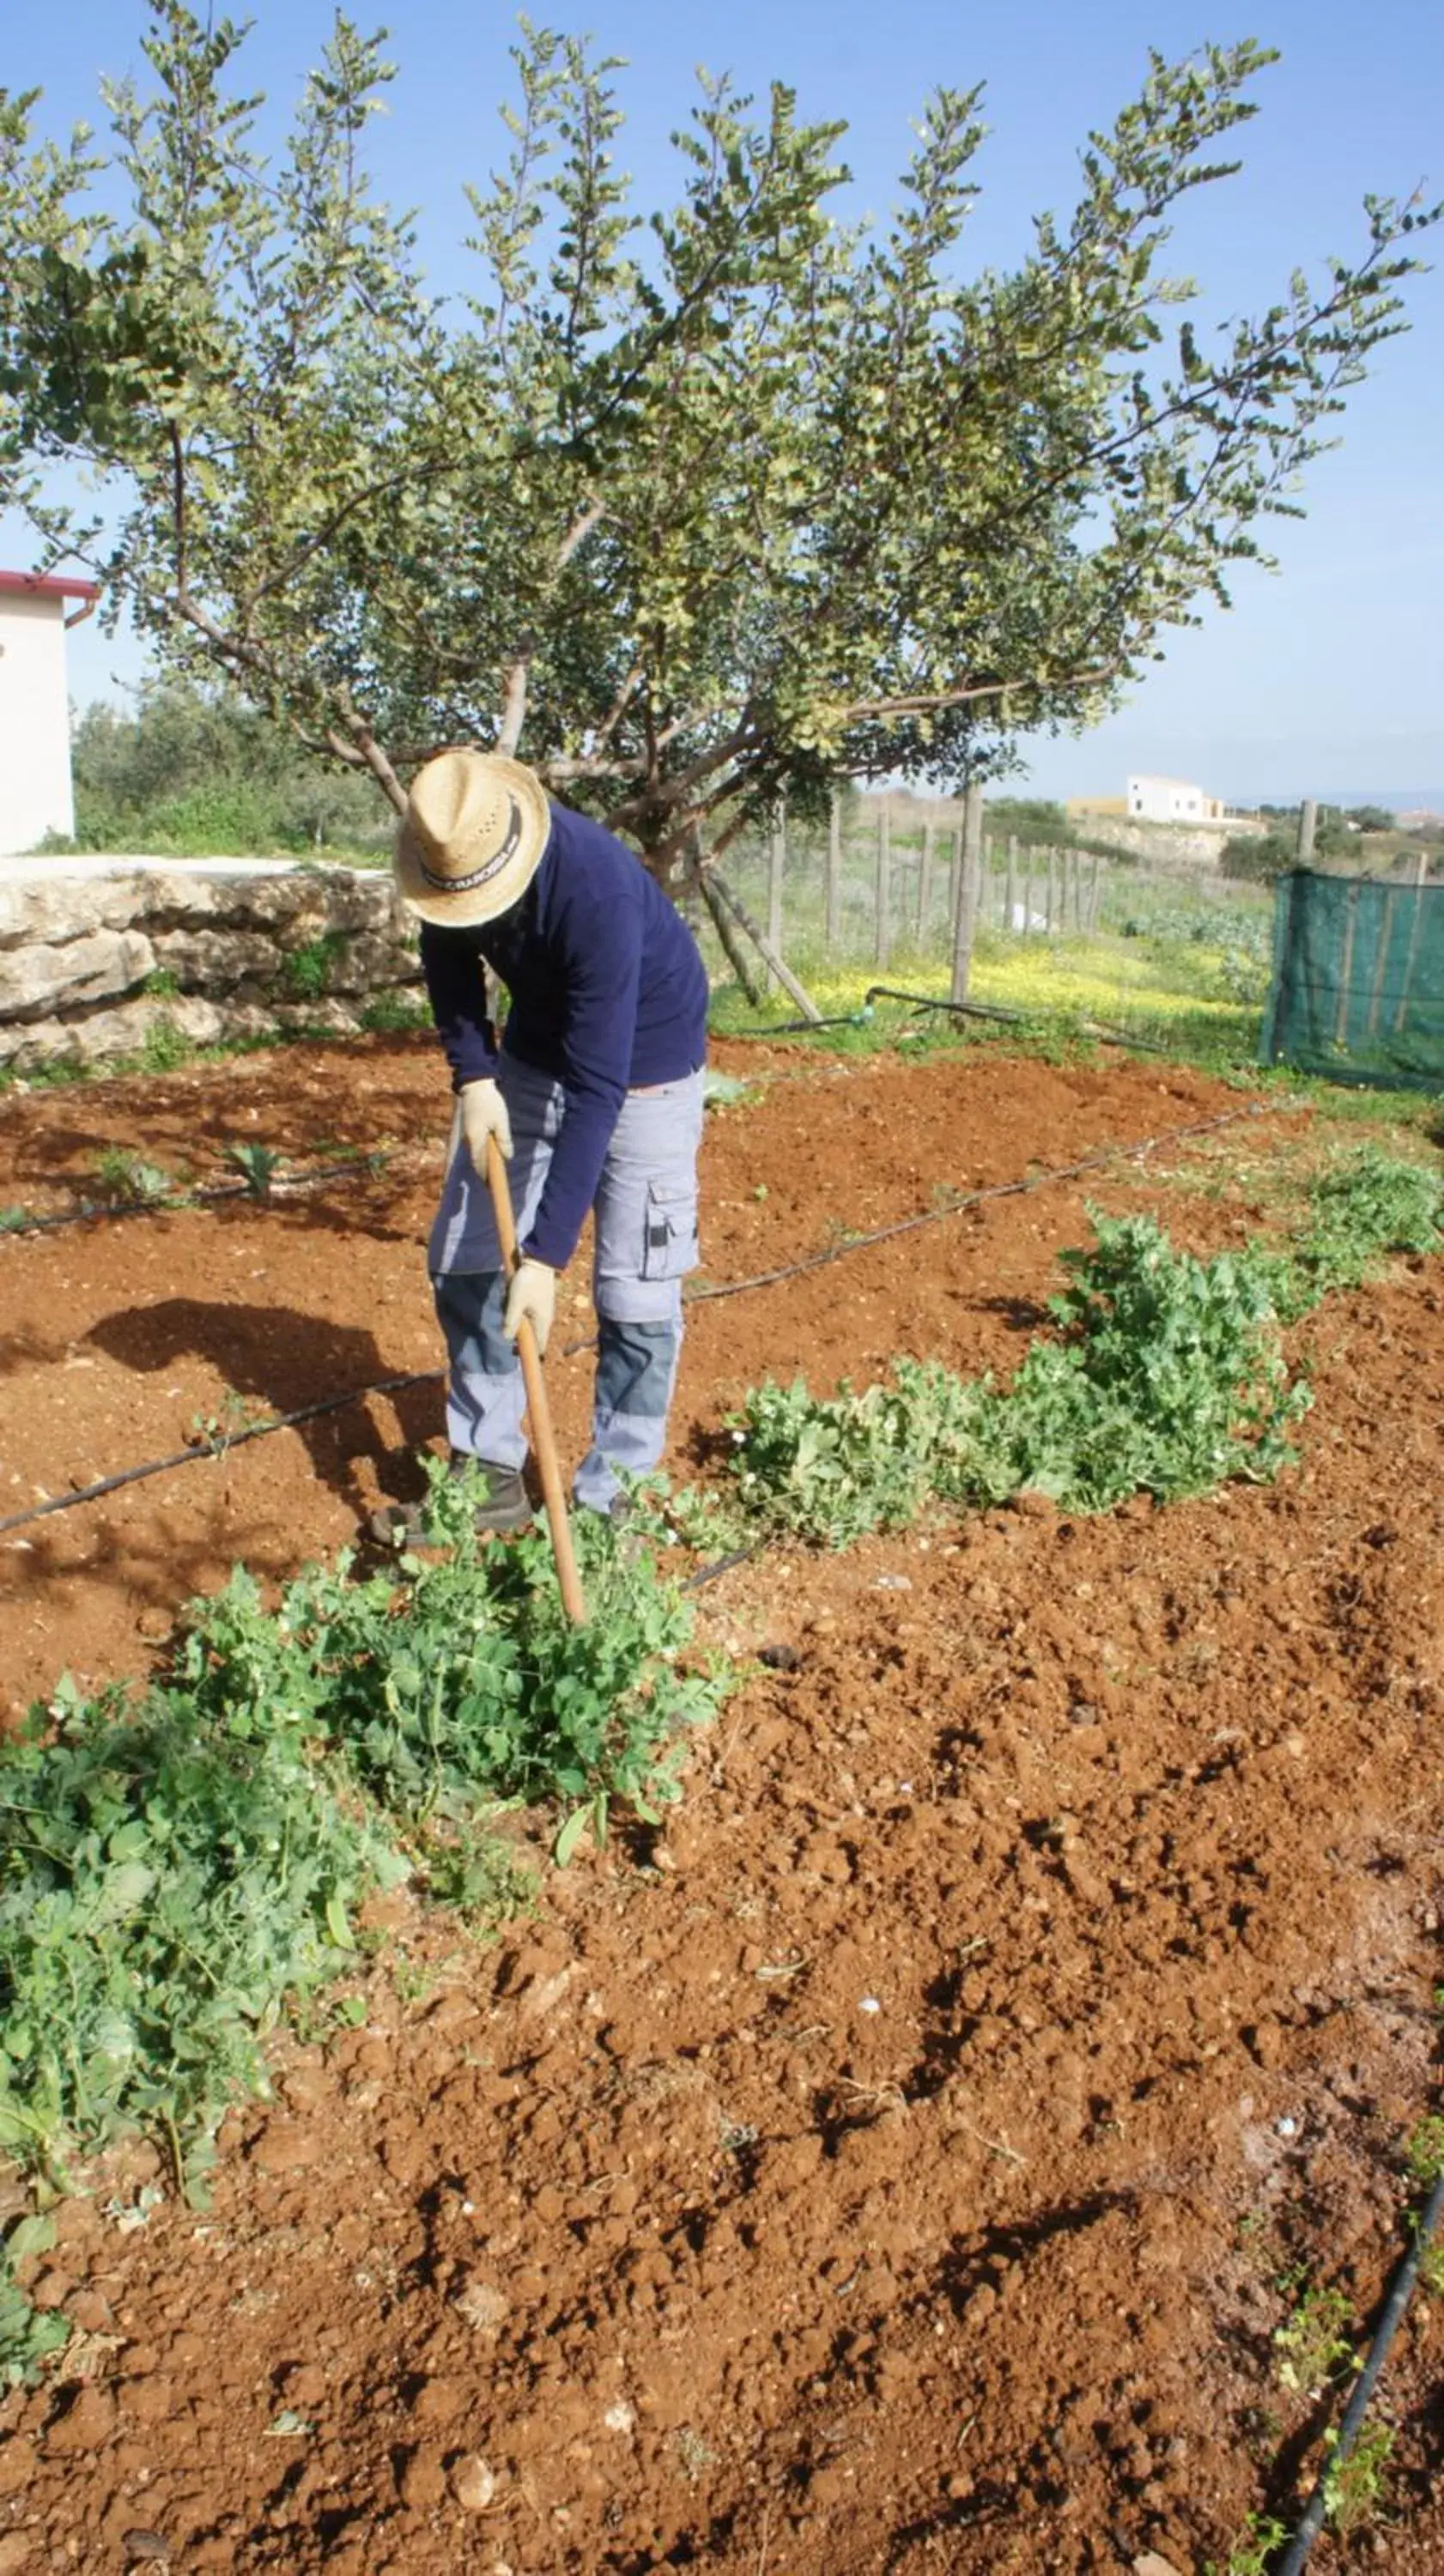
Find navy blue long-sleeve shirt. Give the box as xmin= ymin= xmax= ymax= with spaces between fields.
xmin=419 ymin=799 xmax=709 ymax=1270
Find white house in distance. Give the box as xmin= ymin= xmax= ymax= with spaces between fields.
xmin=1126 ymin=774 xmax=1224 ymax=824
xmin=0 ymin=568 xmax=100 ymax=854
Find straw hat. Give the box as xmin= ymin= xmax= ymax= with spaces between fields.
xmin=393 ymin=750 xmax=552 ymax=927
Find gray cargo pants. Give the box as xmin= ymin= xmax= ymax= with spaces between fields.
xmin=428 ymin=1057 xmax=705 ymax=1512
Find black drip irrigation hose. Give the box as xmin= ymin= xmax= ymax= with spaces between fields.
xmin=0 ymin=1370 xmax=443 ymax=1540
xmin=864 ymin=983 xmax=1023 ymax=1023
xmin=1275 ymin=2163 xmax=1444 ymax=2574
xmin=727 ymin=985 xmax=1025 ymax=1039
xmin=560 ymin=1098 xmax=1269 ymax=1352
xmin=0 ymin=1100 xmax=1267 ymax=1542
xmin=0 ymin=1149 xmax=432 ymax=1242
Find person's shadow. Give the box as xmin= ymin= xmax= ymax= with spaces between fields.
xmin=86 ymin=1298 xmax=442 ymax=1519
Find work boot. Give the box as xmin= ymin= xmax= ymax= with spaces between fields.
xmin=452 ymin=1456 xmax=534 ymax=1534
xmin=367 ymin=1457 xmax=533 ymax=1546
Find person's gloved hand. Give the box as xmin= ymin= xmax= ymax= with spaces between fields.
xmin=504 ymin=1257 xmax=556 ymax=1357
xmin=459 ymin=1078 xmax=512 ymax=1172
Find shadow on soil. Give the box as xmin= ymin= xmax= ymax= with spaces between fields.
xmin=83 ymin=1297 xmax=440 ymax=1516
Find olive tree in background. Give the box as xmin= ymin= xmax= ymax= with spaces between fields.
xmin=0 ymin=4 xmax=1435 ymax=884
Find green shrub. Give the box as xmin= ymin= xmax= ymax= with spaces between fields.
xmin=726 ymin=1213 xmax=1311 ymax=1544
xmin=0 ymin=1461 xmax=725 ymax=2177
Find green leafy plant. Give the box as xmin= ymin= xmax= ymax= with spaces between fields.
xmin=187 ymin=1391 xmax=273 ymax=1453
xmin=283 ymin=933 xmax=349 ymax=1000
xmin=0 ymin=1461 xmax=726 ymax=2179
xmin=90 ymin=1147 xmax=173 ymax=1206
xmin=141 ymin=1012 xmax=194 ymax=1075
xmin=1206 ymin=2512 xmax=1290 ymax=2576
xmin=1273 ymin=2283 xmax=1355 ymax=2394
xmin=725 ymin=1212 xmax=1311 ymax=1544
xmin=1323 ymin=2420 xmax=1394 ymax=2536
xmin=224 ymin=1139 xmax=287 ymax=1198
xmin=359 ymin=993 xmax=429 ymax=1035
xmin=1269 ymin=1148 xmax=1444 ymax=1319
xmin=1 ymin=2219 xmax=71 ymax=2388
xmin=0 ymin=1671 xmax=400 ymax=2176
xmin=1404 ymin=2113 xmax=1444 ymax=2184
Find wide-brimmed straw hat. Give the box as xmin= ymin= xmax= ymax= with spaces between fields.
xmin=393 ymin=750 xmax=552 ymax=927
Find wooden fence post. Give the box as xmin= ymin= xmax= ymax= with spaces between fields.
xmin=1004 ymin=835 xmax=1017 ymax=934
xmin=875 ymin=800 xmax=891 ymax=971
xmin=1045 ymin=849 xmax=1057 ymax=935
xmin=1087 ymin=853 xmax=1102 ymax=933
xmin=950 ymin=782 xmax=985 ymax=1004
xmin=919 ymin=817 xmax=935 ymax=945
xmin=1297 ymin=799 xmax=1318 ymax=866
xmin=825 ymin=793 xmax=842 ymax=952
xmin=768 ymin=804 xmax=786 ymax=953
xmin=1393 ymin=852 xmax=1432 ymax=1036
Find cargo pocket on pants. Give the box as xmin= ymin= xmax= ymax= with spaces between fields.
xmin=641 ymin=1180 xmax=699 ymax=1281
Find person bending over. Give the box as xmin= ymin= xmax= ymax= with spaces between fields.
xmin=388 ymin=748 xmax=709 ymax=1530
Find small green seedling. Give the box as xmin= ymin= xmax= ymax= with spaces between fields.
xmin=1323 ymin=2420 xmax=1394 ymax=2537
xmin=1274 ymin=2283 xmax=1354 ymax=2394
xmin=225 ymin=1140 xmax=287 ymax=1198
xmin=1207 ymin=2512 xmax=1290 ymax=2576
xmin=1405 ymin=2115 xmax=1444 ymax=2184
xmin=92 ymin=1147 xmax=173 ymax=1205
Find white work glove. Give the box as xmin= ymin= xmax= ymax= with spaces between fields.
xmin=459 ymin=1078 xmax=512 ymax=1172
xmin=503 ymin=1257 xmax=556 ymax=1358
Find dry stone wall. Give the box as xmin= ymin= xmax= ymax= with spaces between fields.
xmin=0 ymin=859 xmax=423 ymax=1072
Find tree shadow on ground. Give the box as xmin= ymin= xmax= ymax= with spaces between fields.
xmin=84 ymin=1297 xmax=441 ymax=1516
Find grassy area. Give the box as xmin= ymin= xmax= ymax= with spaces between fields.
xmin=707 ymin=926 xmax=1266 ymax=1070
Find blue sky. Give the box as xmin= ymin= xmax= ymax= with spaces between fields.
xmin=7 ymin=0 xmax=1442 ymax=805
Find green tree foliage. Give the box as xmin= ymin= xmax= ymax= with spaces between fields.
xmin=69 ymin=683 xmax=392 ymax=854
xmin=0 ymin=8 xmax=1436 ymax=871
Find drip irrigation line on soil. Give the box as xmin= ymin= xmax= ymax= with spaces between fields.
xmin=0 ymin=1370 xmax=443 ymax=1540
xmin=560 ymin=1098 xmax=1271 ymax=1351
xmin=1275 ymin=2162 xmax=1444 ymax=2575
xmin=0 ymin=1101 xmax=1267 ymax=1540
xmin=0 ymin=1150 xmax=430 ymax=1240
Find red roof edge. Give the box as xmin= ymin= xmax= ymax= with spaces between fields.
xmin=0 ymin=568 xmax=101 ymax=603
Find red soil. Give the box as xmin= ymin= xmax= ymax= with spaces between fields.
xmin=2 ymin=1035 xmax=1442 ymax=2573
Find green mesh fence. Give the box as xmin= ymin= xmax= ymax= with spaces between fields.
xmin=1261 ymin=869 xmax=1444 ymax=1090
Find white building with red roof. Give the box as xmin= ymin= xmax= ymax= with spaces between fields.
xmin=0 ymin=568 xmax=101 ymax=854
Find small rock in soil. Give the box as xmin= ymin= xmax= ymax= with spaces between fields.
xmin=756 ymin=1643 xmax=801 ymax=1670
xmin=250 ymin=2122 xmax=322 ymax=2174
xmin=122 ymin=2534 xmax=173 ymax=2565
xmin=450 ymin=2455 xmax=498 ymax=2513
xmin=0 ymin=2536 xmax=36 ymax=2575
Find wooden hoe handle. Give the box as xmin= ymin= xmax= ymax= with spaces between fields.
xmin=483 ymin=1136 xmax=587 ymax=1627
